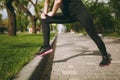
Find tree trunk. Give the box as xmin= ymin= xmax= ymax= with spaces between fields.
xmin=5 ymin=0 xmax=16 ymax=36
xmin=94 ymin=0 xmax=99 ymax=7
xmin=31 ymin=16 xmax=36 ymax=33
xmin=29 ymin=0 xmax=41 ymax=33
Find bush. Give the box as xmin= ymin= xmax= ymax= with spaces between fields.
xmin=0 ymin=26 xmax=6 ymax=34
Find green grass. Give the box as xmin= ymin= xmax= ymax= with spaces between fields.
xmin=0 ymin=33 xmax=54 ymax=80
xmin=103 ymin=32 xmax=120 ymax=37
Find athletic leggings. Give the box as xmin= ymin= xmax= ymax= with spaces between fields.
xmin=41 ymin=2 xmax=108 ymax=57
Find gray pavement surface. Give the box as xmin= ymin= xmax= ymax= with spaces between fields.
xmin=50 ymin=33 xmax=120 ymax=80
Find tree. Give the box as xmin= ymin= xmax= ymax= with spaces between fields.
xmin=16 ymin=10 xmax=29 ymax=32
xmin=0 ymin=14 xmax=2 ymax=24
xmin=0 ymin=0 xmax=17 ymax=36
xmin=109 ymin=0 xmax=120 ymax=17
xmin=14 ymin=0 xmax=45 ymax=33
xmin=0 ymin=0 xmax=42 ymax=35
xmin=14 ymin=0 xmax=37 ymax=33
xmin=109 ymin=0 xmax=120 ymax=33
xmin=4 ymin=0 xmax=16 ymax=36
xmin=84 ymin=0 xmax=116 ymax=33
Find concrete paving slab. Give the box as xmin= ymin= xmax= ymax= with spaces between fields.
xmin=50 ymin=33 xmax=120 ymax=80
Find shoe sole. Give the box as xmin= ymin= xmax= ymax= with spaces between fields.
xmin=99 ymin=59 xmax=112 ymax=67
xmin=99 ymin=54 xmax=112 ymax=67
xmin=37 ymin=49 xmax=53 ymax=57
xmin=99 ymin=61 xmax=111 ymax=67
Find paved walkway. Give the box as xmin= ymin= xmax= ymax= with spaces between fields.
xmin=50 ymin=33 xmax=120 ymax=80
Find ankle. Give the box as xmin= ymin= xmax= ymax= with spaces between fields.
xmin=43 ymin=44 xmax=50 ymax=48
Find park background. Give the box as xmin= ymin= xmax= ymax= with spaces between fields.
xmin=0 ymin=0 xmax=120 ymax=80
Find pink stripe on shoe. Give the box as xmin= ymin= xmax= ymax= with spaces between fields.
xmin=37 ymin=49 xmax=53 ymax=57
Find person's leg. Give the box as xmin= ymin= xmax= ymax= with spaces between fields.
xmin=41 ymin=13 xmax=75 ymax=47
xmin=38 ymin=13 xmax=75 ymax=55
xmin=76 ymin=4 xmax=111 ymax=66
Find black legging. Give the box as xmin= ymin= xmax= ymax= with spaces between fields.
xmin=41 ymin=1 xmax=108 ymax=57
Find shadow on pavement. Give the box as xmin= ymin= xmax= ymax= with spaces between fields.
xmin=53 ymin=50 xmax=101 ymax=63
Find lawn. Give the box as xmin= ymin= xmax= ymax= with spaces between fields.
xmin=0 ymin=33 xmax=54 ymax=80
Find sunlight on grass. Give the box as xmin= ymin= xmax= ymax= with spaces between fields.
xmin=0 ymin=33 xmax=54 ymax=80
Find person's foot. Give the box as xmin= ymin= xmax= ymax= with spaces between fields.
xmin=99 ymin=54 xmax=112 ymax=67
xmin=36 ymin=45 xmax=53 ymax=57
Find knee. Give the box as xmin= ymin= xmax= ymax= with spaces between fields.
xmin=41 ymin=18 xmax=48 ymax=23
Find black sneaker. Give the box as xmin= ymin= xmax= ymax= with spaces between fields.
xmin=99 ymin=54 xmax=112 ymax=67
xmin=37 ymin=45 xmax=53 ymax=57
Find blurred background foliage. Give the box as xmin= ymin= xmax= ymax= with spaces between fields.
xmin=0 ymin=0 xmax=120 ymax=36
